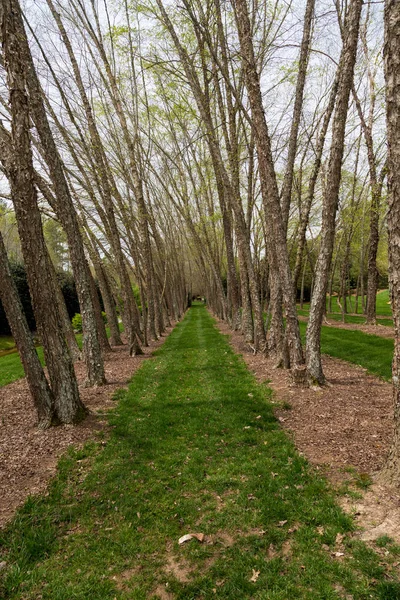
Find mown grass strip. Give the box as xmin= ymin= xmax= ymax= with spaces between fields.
xmin=297 ymin=322 xmax=393 ymax=381
xmin=1 ymin=303 xmax=399 ymax=599
xmin=300 ymin=289 xmax=393 ymax=318
xmin=297 ymin=309 xmax=393 ymax=327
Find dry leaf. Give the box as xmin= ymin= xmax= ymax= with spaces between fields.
xmin=178 ymin=533 xmax=205 ymax=545
xmin=335 ymin=533 xmax=344 ymax=545
xmin=277 ymin=520 xmax=288 ymax=527
xmin=332 ymin=551 xmax=345 ymax=558
xmin=249 ymin=569 xmax=260 ymax=582
xmin=316 ymin=526 xmax=325 ymax=535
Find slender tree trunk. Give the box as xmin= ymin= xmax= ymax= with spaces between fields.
xmin=10 ymin=0 xmax=106 ymax=386
xmin=379 ymin=0 xmax=400 ymax=484
xmin=1 ymin=0 xmax=87 ymax=423
xmin=0 ymin=232 xmax=55 ymax=428
xmin=233 ymin=0 xmax=305 ymax=380
xmin=45 ymin=0 xmax=143 ymax=356
xmin=98 ymin=263 xmax=123 ymax=346
xmin=306 ymin=0 xmax=363 ymax=384
xmin=88 ymin=270 xmax=111 ymax=353
xmin=281 ymin=0 xmax=315 ymax=231
xmin=52 ymin=263 xmax=82 ymax=362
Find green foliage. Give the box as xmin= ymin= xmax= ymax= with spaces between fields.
xmin=0 ymin=262 xmax=80 ymax=335
xmin=71 ymin=313 xmax=83 ymax=333
xmin=72 ymin=312 xmax=107 ymax=333
xmin=0 ymin=305 xmax=398 ymax=598
xmin=132 ymin=284 xmax=142 ymax=310
xmin=42 ymin=218 xmax=69 ymax=272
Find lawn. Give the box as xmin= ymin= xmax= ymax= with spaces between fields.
xmin=298 ymin=322 xmax=393 ymax=381
xmin=297 ymin=309 xmax=393 ymax=328
xmin=299 ymin=289 xmax=393 ymax=319
xmin=0 ymin=335 xmax=17 ymax=355
xmin=1 ymin=303 xmax=399 ymax=599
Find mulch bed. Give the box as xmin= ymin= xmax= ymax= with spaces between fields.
xmin=0 ymin=328 xmax=173 ymax=528
xmin=214 ymin=317 xmax=400 ymax=543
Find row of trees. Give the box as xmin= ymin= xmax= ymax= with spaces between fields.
xmin=0 ymin=0 xmax=400 ymax=482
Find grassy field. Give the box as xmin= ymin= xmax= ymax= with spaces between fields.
xmin=1 ymin=303 xmax=399 ymax=599
xmin=0 ymin=310 xmax=394 ymax=389
xmin=300 ymin=289 xmax=393 ymax=319
xmin=298 ymin=322 xmax=393 ymax=381
xmin=297 ymin=309 xmax=393 ymax=328
xmin=0 ymin=335 xmax=17 ymax=355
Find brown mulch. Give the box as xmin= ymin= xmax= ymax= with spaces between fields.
xmin=214 ymin=317 xmax=400 ymax=542
xmin=0 ymin=327 xmax=173 ymax=528
xmin=298 ymin=314 xmax=394 ymax=338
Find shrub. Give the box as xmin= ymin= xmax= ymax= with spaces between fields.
xmin=72 ymin=312 xmax=107 ymax=333
xmin=72 ymin=313 xmax=83 ymax=333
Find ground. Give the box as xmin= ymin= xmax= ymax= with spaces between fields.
xmin=0 ymin=332 xmax=172 ymax=527
xmin=1 ymin=304 xmax=400 ymax=599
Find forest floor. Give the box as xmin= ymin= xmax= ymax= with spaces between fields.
xmin=0 ymin=329 xmax=174 ymax=528
xmin=1 ymin=304 xmax=400 ymax=599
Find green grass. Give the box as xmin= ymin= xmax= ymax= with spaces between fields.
xmin=0 ymin=339 xmax=82 ymax=388
xmin=0 ymin=335 xmax=16 ymax=353
xmin=0 ymin=346 xmax=45 ymax=387
xmin=1 ymin=303 xmax=399 ymax=599
xmin=300 ymin=289 xmax=393 ymax=319
xmin=0 ymin=326 xmax=120 ymax=387
xmin=298 ymin=322 xmax=393 ymax=381
xmin=297 ymin=309 xmax=393 ymax=328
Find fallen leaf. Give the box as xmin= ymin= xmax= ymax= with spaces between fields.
xmin=249 ymin=569 xmax=260 ymax=582
xmin=332 ymin=552 xmax=345 ymax=558
xmin=335 ymin=533 xmax=344 ymax=545
xmin=277 ymin=520 xmax=288 ymax=527
xmin=178 ymin=533 xmax=205 ymax=545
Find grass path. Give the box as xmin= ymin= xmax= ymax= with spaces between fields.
xmin=1 ymin=303 xmax=399 ymax=599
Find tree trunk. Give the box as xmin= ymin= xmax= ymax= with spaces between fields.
xmin=0 ymin=232 xmax=55 ymax=428
xmin=233 ymin=0 xmax=305 ymax=380
xmin=306 ymin=0 xmax=363 ymax=384
xmin=1 ymin=0 xmax=87 ymax=423
xmin=11 ymin=0 xmax=106 ymax=386
xmin=379 ymin=0 xmax=400 ymax=485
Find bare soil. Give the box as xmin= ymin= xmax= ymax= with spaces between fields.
xmin=0 ymin=328 xmax=173 ymax=528
xmin=215 ymin=318 xmax=400 ymax=544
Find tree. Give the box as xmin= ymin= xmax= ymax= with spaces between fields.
xmin=379 ymin=0 xmax=400 ymax=484
xmin=306 ymin=0 xmax=364 ymax=385
xmin=0 ymin=0 xmax=87 ymax=424
xmin=0 ymin=231 xmax=54 ymax=427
